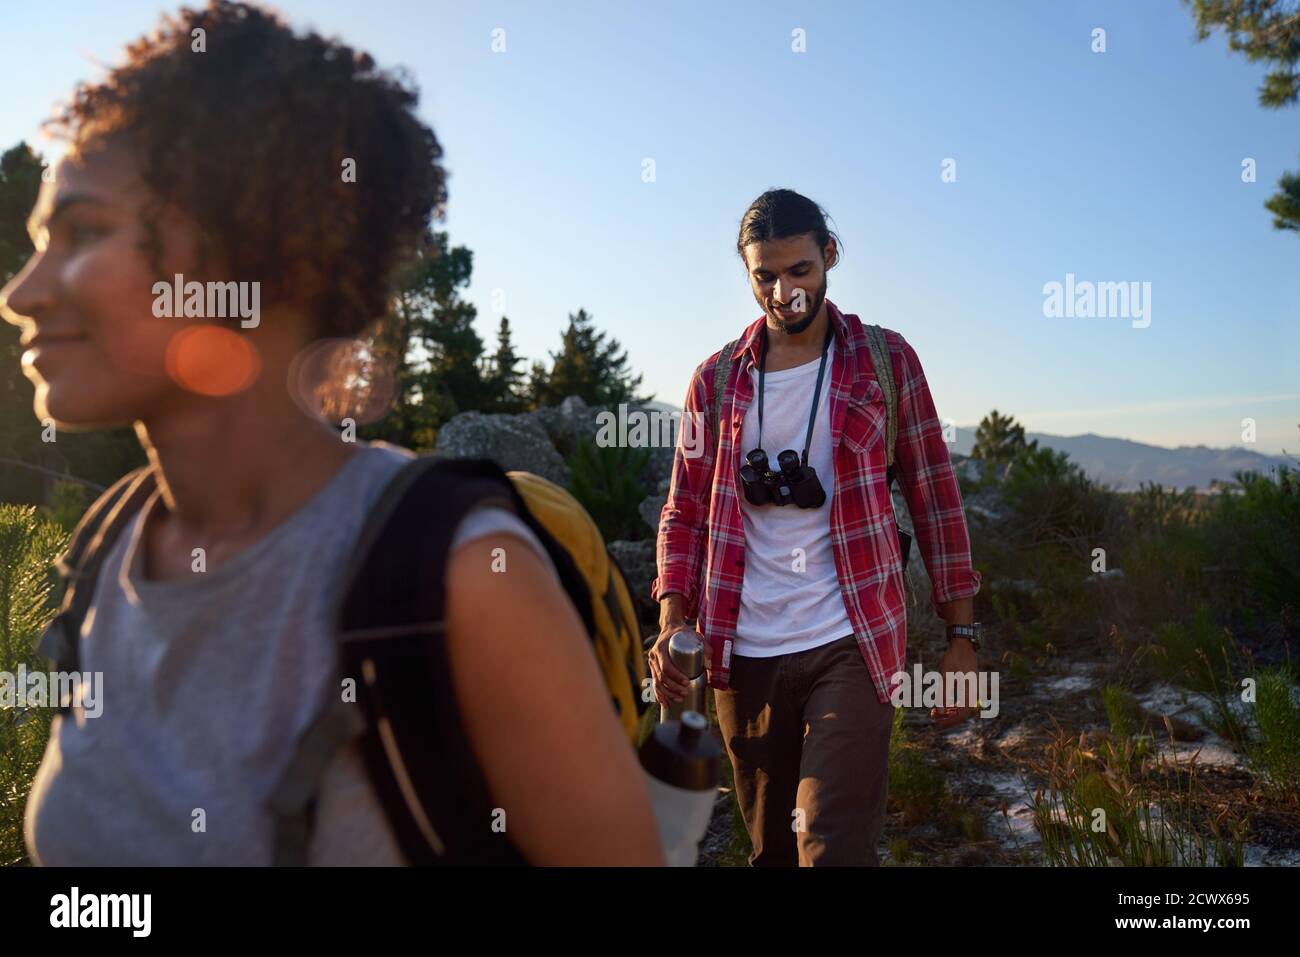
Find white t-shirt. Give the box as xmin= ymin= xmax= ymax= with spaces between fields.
xmin=734 ymin=352 xmax=854 ymax=657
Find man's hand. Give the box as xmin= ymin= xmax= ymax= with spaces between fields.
xmin=647 ymin=623 xmax=712 ymax=708
xmin=931 ymin=638 xmax=979 ymax=729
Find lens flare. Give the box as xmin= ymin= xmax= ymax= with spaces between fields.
xmin=163 ymin=325 xmax=261 ymax=397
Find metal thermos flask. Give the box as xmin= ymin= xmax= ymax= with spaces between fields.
xmin=659 ymin=629 xmax=708 ymax=724
xmin=638 ymin=710 xmax=723 ymax=866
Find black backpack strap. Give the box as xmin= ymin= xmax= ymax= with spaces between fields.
xmin=267 ymin=456 xmax=511 ymax=866
xmin=294 ymin=455 xmax=593 ymax=866
xmin=38 ymin=466 xmax=158 ymax=695
xmin=266 ymin=695 xmax=367 ymax=866
xmin=269 ymin=455 xmax=601 ymax=866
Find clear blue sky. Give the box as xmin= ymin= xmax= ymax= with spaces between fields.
xmin=3 ymin=1 xmax=1296 ymax=454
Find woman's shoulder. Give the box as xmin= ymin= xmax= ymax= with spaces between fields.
xmin=450 ymin=504 xmax=559 ymax=583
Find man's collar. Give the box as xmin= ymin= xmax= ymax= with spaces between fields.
xmin=736 ymin=299 xmax=852 ymax=367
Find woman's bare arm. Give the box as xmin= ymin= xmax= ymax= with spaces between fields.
xmin=444 ymin=534 xmax=664 ymax=866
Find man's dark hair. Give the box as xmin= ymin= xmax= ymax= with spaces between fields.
xmin=45 ymin=0 xmax=447 ymax=340
xmin=736 ymin=188 xmax=842 ymax=268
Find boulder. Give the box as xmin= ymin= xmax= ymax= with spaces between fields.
xmin=607 ymin=538 xmax=659 ymax=635
xmin=434 ymin=410 xmax=570 ymax=486
xmin=532 ymin=395 xmax=598 ymax=459
xmin=639 ymin=477 xmax=671 ymax=536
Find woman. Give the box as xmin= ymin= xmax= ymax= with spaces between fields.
xmin=1 ymin=0 xmax=662 ymax=866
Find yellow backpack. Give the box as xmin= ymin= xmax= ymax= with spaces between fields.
xmin=507 ymin=470 xmax=650 ymax=745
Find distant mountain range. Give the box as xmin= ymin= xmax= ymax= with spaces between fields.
xmin=949 ymin=428 xmax=1291 ymax=491
xmin=639 ymin=401 xmax=1293 ymax=491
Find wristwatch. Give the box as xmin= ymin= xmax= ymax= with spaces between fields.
xmin=945 ymin=622 xmax=982 ymax=652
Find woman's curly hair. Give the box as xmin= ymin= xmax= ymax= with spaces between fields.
xmin=45 ymin=0 xmax=447 ymax=339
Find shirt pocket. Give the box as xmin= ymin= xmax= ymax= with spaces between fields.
xmin=840 ymin=380 xmax=888 ymax=457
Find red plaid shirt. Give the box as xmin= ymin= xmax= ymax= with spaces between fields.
xmin=651 ymin=300 xmax=980 ymax=703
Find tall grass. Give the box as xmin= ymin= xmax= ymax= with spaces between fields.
xmin=1028 ymin=725 xmax=1248 ymax=867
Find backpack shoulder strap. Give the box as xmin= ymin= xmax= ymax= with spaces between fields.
xmin=38 ymin=465 xmax=158 ymax=685
xmin=271 ymin=455 xmax=594 ymax=866
xmin=863 ymin=323 xmax=899 ymax=483
xmin=862 ymin=324 xmax=915 ymax=569
xmin=269 ymin=455 xmax=519 ymax=866
xmin=709 ymin=339 xmax=739 ymax=457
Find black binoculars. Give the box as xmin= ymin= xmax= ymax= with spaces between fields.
xmin=739 ymin=448 xmax=827 ymax=508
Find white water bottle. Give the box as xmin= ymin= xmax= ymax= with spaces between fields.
xmin=639 ymin=711 xmax=722 ymax=866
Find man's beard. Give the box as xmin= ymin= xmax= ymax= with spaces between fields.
xmin=768 ymin=274 xmax=828 ymax=336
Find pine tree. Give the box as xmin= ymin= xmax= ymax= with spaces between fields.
xmin=530 ymin=309 xmax=646 ymax=408
xmin=486 ymin=316 xmax=526 ymax=413
xmin=972 ymin=410 xmax=1037 ymax=466
xmin=367 ymin=229 xmax=488 ymax=448
xmin=1187 ymin=0 xmax=1300 ymax=233
xmin=525 ymin=360 xmax=549 ymax=410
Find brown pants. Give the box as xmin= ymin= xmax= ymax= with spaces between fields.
xmin=713 ymin=634 xmax=895 ymax=866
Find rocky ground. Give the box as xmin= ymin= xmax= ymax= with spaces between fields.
xmin=697 ymin=621 xmax=1300 ymax=867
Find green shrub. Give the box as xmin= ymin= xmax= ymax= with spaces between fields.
xmin=1002 ymin=447 xmax=1123 ymax=555
xmin=1030 ymin=729 xmax=1247 ymax=867
xmin=887 ymin=836 xmax=911 ymax=864
xmin=1203 ymin=468 xmax=1300 ymax=618
xmin=567 ymin=441 xmax=650 ymax=542
xmin=887 ymin=708 xmax=946 ymax=825
xmin=1121 ymin=483 xmax=1211 ymax=625
xmin=1149 ymin=606 xmax=1230 ymax=693
xmin=1248 ymin=665 xmax=1300 ymax=805
xmin=1147 ymin=613 xmax=1249 ymax=751
xmin=1102 ymin=685 xmax=1141 ymax=741
xmin=0 ymin=505 xmax=69 ymax=866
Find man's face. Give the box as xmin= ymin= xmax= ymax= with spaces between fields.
xmin=742 ymin=233 xmax=836 ymax=336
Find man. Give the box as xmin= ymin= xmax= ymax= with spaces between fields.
xmin=648 ymin=188 xmax=981 ymax=866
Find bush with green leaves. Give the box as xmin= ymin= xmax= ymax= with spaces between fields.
xmin=1150 ymin=606 xmax=1230 ymax=690
xmin=1118 ymin=483 xmax=1211 ymax=626
xmin=0 ymin=505 xmax=68 ymax=866
xmin=1247 ymin=665 xmax=1300 ymax=806
xmin=1204 ymin=467 xmax=1300 ymax=619
xmin=566 ymin=440 xmax=651 ymax=543
xmin=886 ymin=708 xmax=946 ymax=825
xmin=1002 ymin=446 xmax=1123 ymax=554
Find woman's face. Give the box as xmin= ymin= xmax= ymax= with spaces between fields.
xmin=1 ymin=139 xmax=259 ymax=428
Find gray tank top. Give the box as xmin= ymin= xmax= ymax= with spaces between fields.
xmin=24 ymin=442 xmax=554 ymax=865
